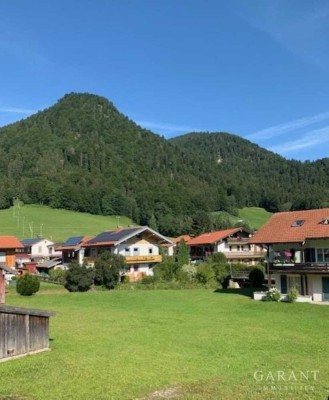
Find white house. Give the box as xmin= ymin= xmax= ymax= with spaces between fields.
xmin=187 ymin=228 xmax=265 ymax=265
xmin=20 ymin=238 xmax=60 ymax=261
xmin=82 ymin=226 xmax=173 ymax=281
xmin=251 ymin=208 xmax=329 ymax=302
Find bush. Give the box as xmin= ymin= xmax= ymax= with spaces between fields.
xmin=287 ymin=287 xmax=298 ymax=303
xmin=195 ymin=263 xmax=216 ymax=285
xmin=94 ymin=251 xmax=126 ymax=289
xmin=249 ymin=267 xmax=265 ymax=288
xmin=212 ymin=263 xmax=230 ymax=288
xmin=263 ymin=287 xmax=281 ymax=302
xmin=49 ymin=268 xmax=66 ymax=284
xmin=64 ymin=262 xmax=94 ymax=292
xmin=16 ymin=274 xmax=40 ymax=296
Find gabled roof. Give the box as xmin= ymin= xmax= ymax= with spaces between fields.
xmin=172 ymin=235 xmax=192 ymax=244
xmin=187 ymin=228 xmax=243 ymax=246
xmin=0 ymin=236 xmax=23 ymax=249
xmin=83 ymin=226 xmax=172 ymax=247
xmin=21 ymin=238 xmax=43 ymax=246
xmin=251 ymin=208 xmax=329 ymax=244
xmin=56 ymin=236 xmax=91 ymax=251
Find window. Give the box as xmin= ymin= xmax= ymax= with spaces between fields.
xmin=133 ymin=248 xmax=139 ymax=255
xmin=149 ymin=248 xmax=153 ymax=254
xmin=125 ymin=248 xmax=130 ymax=255
xmin=316 ymin=248 xmax=329 ymax=263
xmin=291 ymin=220 xmax=305 ymax=227
xmin=288 ymin=276 xmax=301 ymax=293
xmin=38 ymin=246 xmax=42 ymax=253
xmin=320 ymin=217 xmax=329 ymax=225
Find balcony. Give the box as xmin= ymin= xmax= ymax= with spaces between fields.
xmin=226 ymin=237 xmax=250 ymax=245
xmin=225 ymin=251 xmax=265 ymax=259
xmin=270 ymin=262 xmax=329 ymax=274
xmin=125 ymin=255 xmax=162 ymax=264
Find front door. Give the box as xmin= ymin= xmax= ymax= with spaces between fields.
xmin=322 ymin=277 xmax=329 ymax=301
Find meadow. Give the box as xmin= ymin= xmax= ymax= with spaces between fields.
xmin=0 ymin=284 xmax=328 ymax=400
xmin=0 ymin=205 xmax=133 ymax=242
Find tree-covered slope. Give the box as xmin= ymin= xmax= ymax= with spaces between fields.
xmin=0 ymin=93 xmax=226 ymax=235
xmin=171 ymin=132 xmax=329 ymax=212
xmin=0 ymin=93 xmax=328 ymax=236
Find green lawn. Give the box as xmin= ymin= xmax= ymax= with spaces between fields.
xmin=238 ymin=207 xmax=272 ymax=229
xmin=0 ymin=204 xmax=133 ymax=242
xmin=1 ymin=286 xmax=328 ymax=399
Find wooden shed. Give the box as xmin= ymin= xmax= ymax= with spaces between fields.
xmin=0 ymin=305 xmax=56 ymax=362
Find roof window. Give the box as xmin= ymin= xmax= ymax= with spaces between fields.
xmin=320 ymin=217 xmax=329 ymax=225
xmin=291 ymin=220 xmax=305 ymax=227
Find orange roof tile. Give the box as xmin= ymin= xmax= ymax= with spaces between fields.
xmin=187 ymin=228 xmax=242 ymax=246
xmin=172 ymin=235 xmax=192 ymax=244
xmin=251 ymin=208 xmax=329 ymax=244
xmin=0 ymin=236 xmax=23 ymax=249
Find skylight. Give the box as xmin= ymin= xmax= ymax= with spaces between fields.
xmin=320 ymin=217 xmax=329 ymax=225
xmin=291 ymin=220 xmax=305 ymax=227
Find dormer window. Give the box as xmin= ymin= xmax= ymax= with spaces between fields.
xmin=291 ymin=220 xmax=305 ymax=227
xmin=320 ymin=217 xmax=329 ymax=225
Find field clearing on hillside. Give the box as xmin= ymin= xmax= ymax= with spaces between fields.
xmin=238 ymin=207 xmax=272 ymax=229
xmin=1 ymin=285 xmax=328 ymax=400
xmin=0 ymin=205 xmax=133 ymax=242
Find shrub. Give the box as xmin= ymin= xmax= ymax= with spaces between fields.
xmin=64 ymin=262 xmax=94 ymax=292
xmin=287 ymin=287 xmax=298 ymax=303
xmin=153 ymin=258 xmax=180 ymax=281
xmin=195 ymin=263 xmax=216 ymax=285
xmin=49 ymin=268 xmax=66 ymax=284
xmin=94 ymin=251 xmax=126 ymax=289
xmin=263 ymin=287 xmax=281 ymax=302
xmin=249 ymin=267 xmax=265 ymax=288
xmin=16 ymin=274 xmax=40 ymax=296
xmin=212 ymin=263 xmax=230 ymax=288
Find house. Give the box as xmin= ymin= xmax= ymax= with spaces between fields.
xmin=250 ymin=208 xmax=329 ymax=302
xmin=187 ymin=228 xmax=265 ymax=265
xmin=56 ymin=236 xmax=91 ymax=266
xmin=83 ymin=226 xmax=172 ymax=282
xmin=20 ymin=238 xmax=61 ymax=262
xmin=0 ymin=236 xmax=24 ymax=269
xmin=163 ymin=235 xmax=192 ymax=257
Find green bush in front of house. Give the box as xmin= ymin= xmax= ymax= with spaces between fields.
xmin=249 ymin=267 xmax=265 ymax=288
xmin=16 ymin=274 xmax=40 ymax=296
xmin=64 ymin=261 xmax=94 ymax=292
xmin=263 ymin=287 xmax=281 ymax=302
xmin=287 ymin=287 xmax=299 ymax=303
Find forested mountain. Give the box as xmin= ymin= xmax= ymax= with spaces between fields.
xmin=171 ymin=133 xmax=329 ymax=212
xmin=0 ymin=93 xmax=328 ymax=236
xmin=0 ymin=93 xmax=227 ymax=235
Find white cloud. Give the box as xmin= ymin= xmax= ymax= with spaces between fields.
xmin=0 ymin=107 xmax=36 ymax=115
xmin=234 ymin=1 xmax=329 ymax=70
xmin=247 ymin=111 xmax=329 ymax=141
xmin=270 ymin=125 xmax=329 ymax=154
xmin=136 ymin=120 xmax=203 ymax=135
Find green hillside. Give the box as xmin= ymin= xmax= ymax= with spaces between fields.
xmin=0 ymin=204 xmax=133 ymax=242
xmin=238 ymin=207 xmax=272 ymax=229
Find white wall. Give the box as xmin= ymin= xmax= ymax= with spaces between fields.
xmin=31 ymin=239 xmax=54 ymax=257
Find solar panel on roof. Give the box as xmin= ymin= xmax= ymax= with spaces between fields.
xmin=21 ymin=238 xmax=41 ymax=246
xmin=88 ymin=227 xmax=142 ymax=244
xmin=64 ymin=236 xmax=84 ymax=246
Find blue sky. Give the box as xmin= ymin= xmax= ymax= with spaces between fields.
xmin=0 ymin=0 xmax=328 ymax=161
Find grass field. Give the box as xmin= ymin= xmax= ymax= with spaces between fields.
xmin=1 ymin=284 xmax=328 ymax=399
xmin=238 ymin=207 xmax=272 ymax=229
xmin=0 ymin=204 xmax=133 ymax=242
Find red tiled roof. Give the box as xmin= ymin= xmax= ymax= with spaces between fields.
xmin=0 ymin=236 xmax=23 ymax=249
xmin=251 ymin=208 xmax=329 ymax=244
xmin=172 ymin=235 xmax=192 ymax=244
xmin=187 ymin=228 xmax=242 ymax=246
